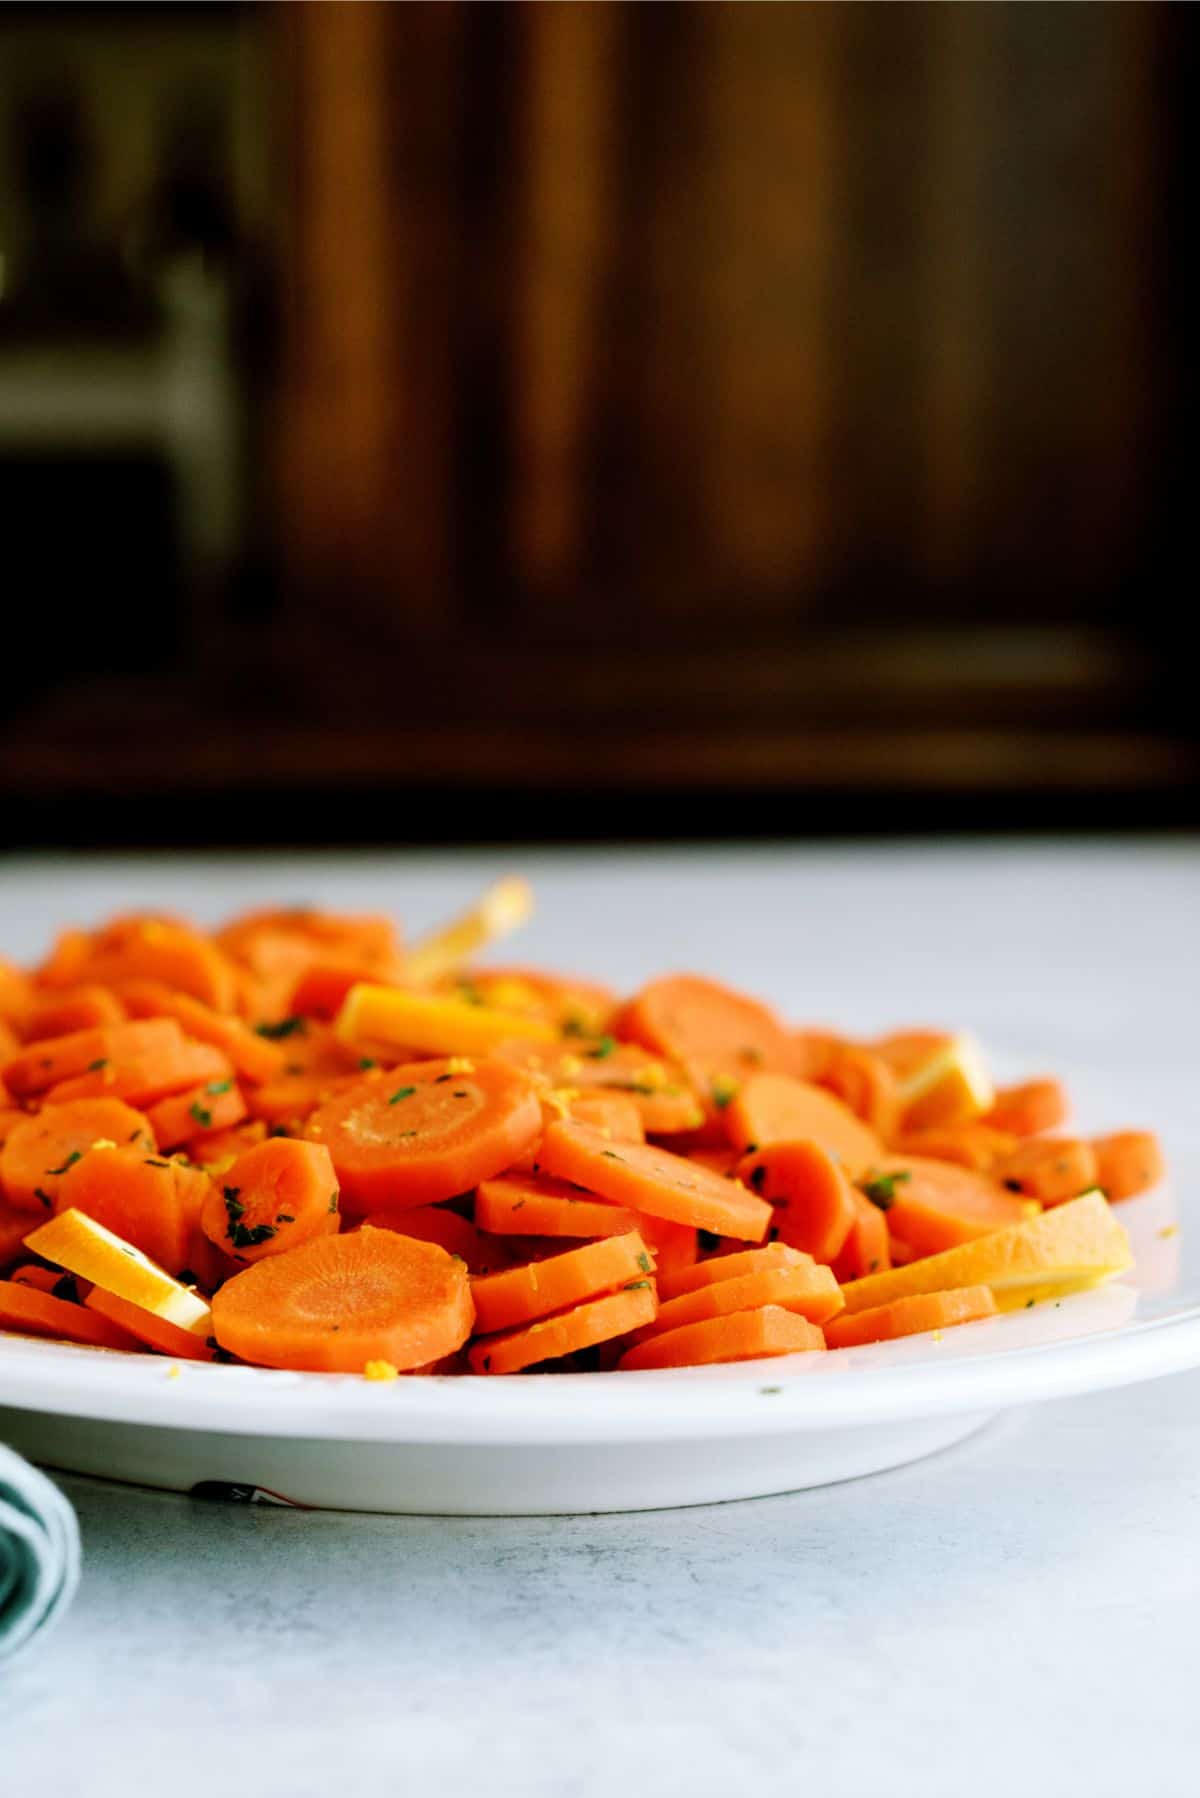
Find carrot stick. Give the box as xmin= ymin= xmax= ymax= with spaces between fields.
xmin=996 ymin=1138 xmax=1099 ymax=1207
xmin=734 ymin=1140 xmax=857 ymax=1264
xmin=468 ymin=1283 xmax=656 ymax=1374
xmin=983 ymin=1078 xmax=1069 ymax=1137
xmin=471 ymin=1230 xmax=653 ymax=1334
xmin=638 ymin=1259 xmax=842 ymax=1339
xmin=210 ymin=1226 xmax=475 ymax=1373
xmin=0 ymin=1096 xmax=155 ymax=1214
xmin=199 ymin=1138 xmax=340 ymax=1264
xmin=0 ymin=1278 xmax=143 ymax=1351
xmin=723 ymin=1073 xmax=882 ymax=1176
xmin=825 ymin=1285 xmax=997 ymax=1349
xmin=475 ymin=1172 xmax=642 ymax=1238
xmin=860 ymin=1156 xmax=1033 ymax=1257
xmin=657 ymin=1240 xmax=813 ymax=1303
xmin=538 ymin=1119 xmax=773 ymax=1242
xmin=306 ymin=1058 xmax=542 ymax=1213
xmin=146 ymin=1079 xmax=248 ymax=1152
xmin=617 ymin=1305 xmax=826 ymax=1371
xmin=1090 ymin=1130 xmax=1166 ymax=1202
xmin=85 ymin=1285 xmax=215 ymax=1361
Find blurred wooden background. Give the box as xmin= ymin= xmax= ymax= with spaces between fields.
xmin=1 ymin=1 xmax=1195 ymax=842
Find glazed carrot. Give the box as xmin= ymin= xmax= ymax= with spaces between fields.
xmin=8 ymin=1264 xmax=63 ymax=1293
xmin=886 ymin=1235 xmax=922 ymax=1267
xmin=0 ymin=1096 xmax=155 ymax=1213
xmin=217 ymin=908 xmax=404 ymax=1020
xmin=47 ymin=1038 xmax=232 ymax=1109
xmin=471 ymin=1231 xmax=653 ymax=1334
xmin=890 ymin=1122 xmax=1018 ymax=1173
xmin=2 ymin=1018 xmax=185 ymax=1098
xmin=76 ymin=919 xmax=237 ymax=1013
xmin=475 ymin=1173 xmax=641 ymax=1238
xmin=630 ymin=1212 xmax=697 ymax=1281
xmin=830 ymin=1188 xmax=892 ymax=1283
xmin=116 ymin=980 xmax=287 ymax=1084
xmin=146 ymin=1079 xmax=248 ymax=1151
xmin=618 ymin=973 xmax=794 ymax=1078
xmin=996 ymin=1137 xmax=1099 ymax=1207
xmin=685 ymin=1147 xmax=740 ymax=1176
xmin=617 ymin=1305 xmax=826 ymax=1371
xmin=306 ymin=1058 xmax=542 ymax=1213
xmin=984 ymin=1078 xmax=1069 ymax=1137
xmin=494 ymin=1037 xmax=703 ymax=1134
xmin=1091 ymin=1130 xmax=1166 ymax=1202
xmin=825 ymin=1285 xmax=998 ymax=1350
xmin=0 ymin=1198 xmax=31 ymax=1269
xmin=735 ymin=1141 xmax=857 ymax=1264
xmin=200 ymin=1138 xmax=340 ymax=1264
xmin=538 ymin=1120 xmax=773 ymax=1242
xmin=189 ymin=1118 xmax=268 ymax=1168
xmin=0 ymin=955 xmax=33 ymax=1023
xmin=210 ymin=1226 xmax=474 ymax=1373
xmin=468 ymin=1283 xmax=657 ymax=1374
xmin=56 ymin=1146 xmax=211 ymax=1276
xmin=788 ymin=1030 xmax=844 ymax=1083
xmin=638 ymin=1260 xmax=842 ymax=1339
xmin=245 ymin=1071 xmax=358 ymax=1130
xmin=818 ymin=1045 xmax=899 ymax=1137
xmin=361 ymin=1203 xmax=508 ymax=1274
xmin=0 ymin=1020 xmax=21 ymax=1066
xmin=859 ymin=1156 xmax=1033 ymax=1258
xmin=0 ymin=1279 xmax=143 ymax=1351
xmin=563 ymin=1093 xmax=645 ymax=1141
xmin=22 ymin=985 xmax=127 ymax=1040
xmin=85 ymin=1285 xmax=215 ymax=1361
xmin=723 ymin=1073 xmax=882 ymax=1176
xmin=656 ymin=1240 xmax=813 ymax=1303
xmin=34 ymin=929 xmax=94 ymax=991
xmin=446 ymin=965 xmax=615 ymax=1036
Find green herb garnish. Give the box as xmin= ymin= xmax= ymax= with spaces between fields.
xmin=189 ymin=1102 xmax=214 ymax=1129
xmin=254 ymin=1016 xmax=306 ymax=1041
xmin=45 ymin=1150 xmax=82 ymax=1177
xmin=585 ymin=1036 xmax=616 ymax=1061
xmin=388 ymin=1085 xmax=417 ymax=1105
xmin=861 ymin=1170 xmax=911 ymax=1211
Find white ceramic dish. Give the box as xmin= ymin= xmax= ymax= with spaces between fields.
xmin=1 ymin=1162 xmax=1195 ymax=1513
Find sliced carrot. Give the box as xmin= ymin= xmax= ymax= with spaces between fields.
xmin=685 ymin=1147 xmax=741 ymax=1176
xmin=447 ymin=965 xmax=616 ymax=1036
xmin=0 ymin=1096 xmax=155 ymax=1214
xmin=1 ymin=1197 xmax=32 ymax=1269
xmin=0 ymin=1279 xmax=143 ymax=1351
xmin=2 ymin=1018 xmax=185 ymax=1099
xmin=56 ymin=1145 xmax=211 ymax=1276
xmin=859 ymin=1156 xmax=1033 ymax=1257
xmin=10 ymin=1263 xmax=91 ymax=1299
xmin=634 ymin=1211 xmax=698 ymax=1281
xmin=47 ymin=1038 xmax=232 ymax=1109
xmin=890 ymin=1122 xmax=1018 ymax=1173
xmin=788 ymin=1030 xmax=844 ymax=1083
xmin=290 ymin=961 xmax=402 ymax=1022
xmin=218 ymin=908 xmax=404 ymax=1021
xmin=818 ymin=1045 xmax=899 ymax=1137
xmin=468 ymin=1283 xmax=657 ymax=1374
xmin=564 ymin=1093 xmax=645 ymax=1141
xmin=189 ymin=1118 xmax=268 ymax=1168
xmin=361 ymin=1202 xmax=508 ymax=1274
xmin=76 ymin=919 xmax=237 ymax=1013
xmin=735 ymin=1140 xmax=857 ymax=1264
xmin=996 ymin=1137 xmax=1099 ymax=1207
xmin=617 ymin=1305 xmax=826 ymax=1371
xmin=200 ymin=1138 xmax=340 ymax=1264
xmin=723 ymin=1073 xmax=882 ymax=1176
xmin=0 ymin=1020 xmax=22 ymax=1067
xmin=638 ymin=1260 xmax=842 ymax=1339
xmin=619 ymin=973 xmax=794 ymax=1077
xmin=471 ymin=1231 xmax=653 ymax=1334
xmin=538 ymin=1119 xmax=773 ymax=1242
xmin=830 ymin=1188 xmax=893 ymax=1282
xmin=1091 ymin=1130 xmax=1166 ymax=1202
xmin=85 ymin=1285 xmax=215 ymax=1361
xmin=475 ymin=1172 xmax=641 ymax=1238
xmin=306 ymin=1058 xmax=542 ymax=1213
xmin=116 ymin=980 xmax=287 ymax=1084
xmin=33 ymin=928 xmax=95 ymax=991
xmin=657 ymin=1240 xmax=813 ymax=1303
xmin=984 ymin=1078 xmax=1070 ymax=1137
xmin=147 ymin=1079 xmax=248 ymax=1151
xmin=22 ymin=985 xmax=127 ymax=1040
xmin=886 ymin=1235 xmax=923 ymax=1267
xmin=210 ymin=1226 xmax=474 ymax=1373
xmin=245 ymin=1071 xmax=359 ymax=1130
xmin=0 ymin=955 xmax=33 ymax=1023
xmin=493 ymin=1038 xmax=704 ymax=1135
xmin=825 ymin=1284 xmax=997 ymax=1349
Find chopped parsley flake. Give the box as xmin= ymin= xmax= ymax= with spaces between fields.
xmin=33 ymin=1187 xmax=53 ymax=1209
xmin=586 ymin=1036 xmax=616 ymax=1061
xmin=358 ymin=1057 xmax=378 ymax=1070
xmin=254 ymin=1016 xmax=306 ymax=1040
xmin=636 ymin=1251 xmax=652 ymax=1273
xmin=388 ymin=1085 xmax=417 ymax=1105
xmin=189 ymin=1102 xmax=214 ymax=1129
xmin=861 ymin=1170 xmax=911 ymax=1210
xmin=45 ymin=1150 xmax=82 ymax=1177
xmin=87 ymin=1057 xmax=109 ymax=1072
xmin=205 ymin=1079 xmax=234 ymax=1096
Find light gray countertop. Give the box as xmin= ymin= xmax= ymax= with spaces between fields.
xmin=2 ymin=841 xmax=1199 ymax=1794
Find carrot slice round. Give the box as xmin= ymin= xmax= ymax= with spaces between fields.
xmin=824 ymin=1284 xmax=997 ymax=1349
xmin=830 ymin=1188 xmax=892 ymax=1282
xmin=724 ymin=1074 xmax=882 ymax=1176
xmin=493 ymin=1038 xmax=704 ymax=1135
xmin=475 ymin=1172 xmax=640 ymax=1238
xmin=210 ymin=1226 xmax=474 ymax=1373
xmin=618 ymin=1304 xmax=826 ymax=1371
xmin=890 ymin=1123 xmax=1018 ymax=1174
xmin=860 ymin=1155 xmax=1031 ymax=1256
xmin=200 ymin=1138 xmax=341 ymax=1264
xmin=146 ymin=1080 xmax=248 ymax=1152
xmin=640 ymin=1260 xmax=842 ymax=1340
xmin=56 ymin=1145 xmax=210 ymax=1276
xmin=995 ymin=1138 xmax=1099 ymax=1207
xmin=22 ymin=985 xmax=127 ymax=1041
xmin=306 ymin=1058 xmax=542 ymax=1213
xmin=471 ymin=1231 xmax=652 ymax=1334
xmin=361 ymin=1202 xmax=508 ymax=1274
xmin=0 ymin=1096 xmax=155 ymax=1213
xmin=656 ymin=1240 xmax=812 ymax=1303
xmin=735 ymin=1140 xmax=857 ymax=1264
xmin=117 ymin=980 xmax=287 ymax=1085
xmin=618 ymin=973 xmax=793 ymax=1075
xmin=85 ymin=1285 xmax=215 ymax=1360
xmin=538 ymin=1119 xmax=773 ymax=1242
xmin=1091 ymin=1130 xmax=1166 ymax=1202
xmin=468 ymin=1284 xmax=657 ymax=1374
xmin=983 ymin=1078 xmax=1069 ymax=1137
xmin=0 ymin=1278 xmax=143 ymax=1351
xmin=2 ymin=1018 xmax=185 ymax=1099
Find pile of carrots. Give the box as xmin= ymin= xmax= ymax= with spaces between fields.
xmin=0 ymin=881 xmax=1164 ymax=1377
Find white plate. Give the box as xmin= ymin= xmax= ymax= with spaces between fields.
xmin=1 ymin=1157 xmax=1196 ymax=1513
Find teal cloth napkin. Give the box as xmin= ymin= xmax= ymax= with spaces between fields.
xmin=0 ymin=1446 xmax=80 ymax=1663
